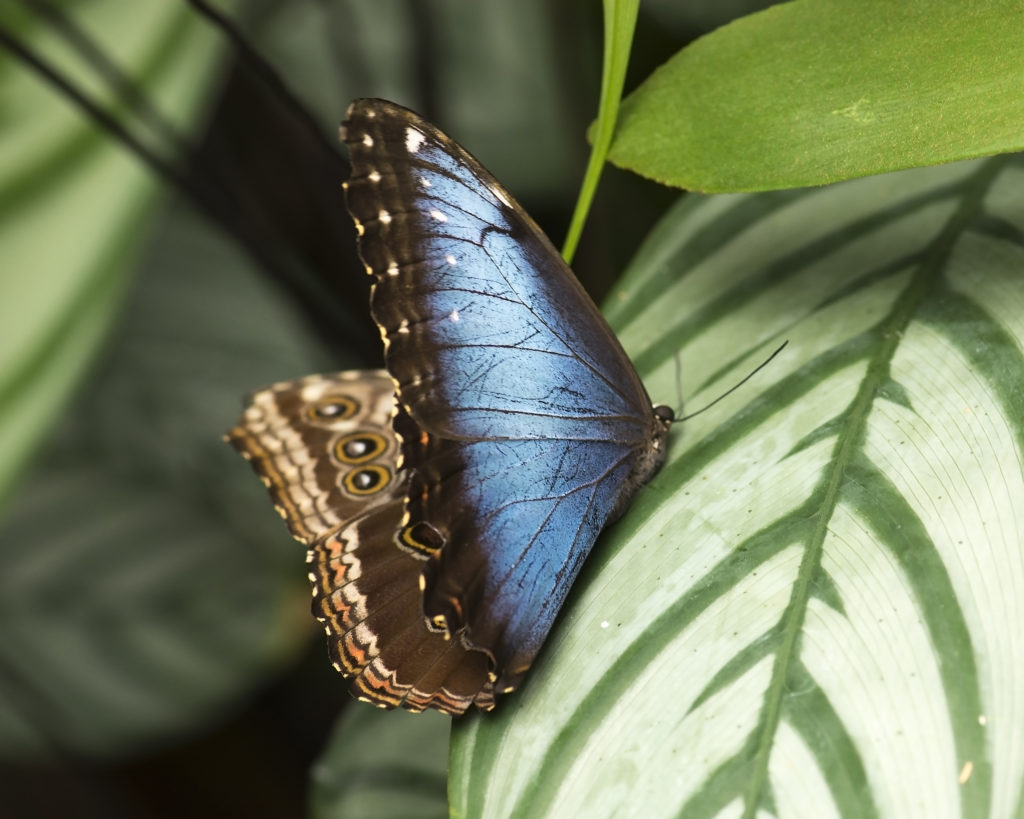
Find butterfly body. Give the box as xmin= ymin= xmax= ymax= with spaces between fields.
xmin=229 ymin=99 xmax=671 ymax=713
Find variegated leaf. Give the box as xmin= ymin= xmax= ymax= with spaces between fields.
xmin=451 ymin=155 xmax=1024 ymax=819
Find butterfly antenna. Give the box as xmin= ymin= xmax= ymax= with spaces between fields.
xmin=679 ymin=341 xmax=788 ymax=422
xmin=673 ymin=350 xmax=685 ymax=417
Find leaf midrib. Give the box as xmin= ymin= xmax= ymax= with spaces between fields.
xmin=741 ymin=155 xmax=1008 ymax=818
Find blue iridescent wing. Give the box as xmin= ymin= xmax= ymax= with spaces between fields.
xmin=343 ymin=99 xmax=671 ymax=696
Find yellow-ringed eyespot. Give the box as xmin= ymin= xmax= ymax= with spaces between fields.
xmin=334 ymin=432 xmax=388 ymax=464
xmin=398 ymin=521 xmax=443 ymax=557
xmin=307 ymin=394 xmax=359 ymax=422
xmin=343 ymin=465 xmax=391 ymax=495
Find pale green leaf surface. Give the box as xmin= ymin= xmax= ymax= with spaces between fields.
xmin=0 ymin=1 xmax=231 ymax=509
xmin=451 ymin=156 xmax=1024 ymax=817
xmin=609 ymin=0 xmax=1024 ymax=191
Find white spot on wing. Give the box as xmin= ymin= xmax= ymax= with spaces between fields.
xmin=419 ymin=177 xmax=432 ymax=189
xmin=362 ymin=133 xmax=374 ymax=148
xmin=445 ymin=254 xmax=457 ymax=266
xmin=429 ymin=209 xmax=447 ymax=223
xmin=386 ymin=261 xmax=399 ymax=277
xmin=378 ymin=209 xmax=391 ymax=225
xmin=405 ymin=127 xmax=426 ymax=154
xmin=368 ymin=170 xmax=381 ymax=182
xmin=448 ymin=309 xmax=460 ymax=323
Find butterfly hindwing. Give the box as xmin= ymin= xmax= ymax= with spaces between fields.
xmin=226 ymin=371 xmax=398 ymax=543
xmin=227 ymin=371 xmax=495 ymax=713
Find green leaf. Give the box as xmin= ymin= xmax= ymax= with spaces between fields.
xmin=561 ymin=0 xmax=639 ymax=263
xmin=610 ymin=0 xmax=1024 ymax=191
xmin=0 ymin=1 xmax=235 ymax=510
xmin=451 ymin=155 xmax=1024 ymax=816
xmin=310 ymin=708 xmax=449 ymax=819
xmin=0 ymin=200 xmax=331 ymax=759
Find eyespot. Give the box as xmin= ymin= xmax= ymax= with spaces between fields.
xmin=308 ymin=395 xmax=359 ymax=422
xmin=343 ymin=465 xmax=391 ymax=495
xmin=397 ymin=521 xmax=444 ymax=557
xmin=334 ymin=432 xmax=388 ymax=464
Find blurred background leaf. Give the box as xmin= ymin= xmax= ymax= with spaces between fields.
xmin=0 ymin=0 xmax=233 ymax=508
xmin=0 ymin=197 xmax=326 ymax=759
xmin=309 ymin=708 xmax=448 ymax=819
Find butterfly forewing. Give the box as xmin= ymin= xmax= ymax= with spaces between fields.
xmin=343 ymin=99 xmax=670 ymax=693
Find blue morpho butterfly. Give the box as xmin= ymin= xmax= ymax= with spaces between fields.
xmin=228 ymin=99 xmax=673 ymax=714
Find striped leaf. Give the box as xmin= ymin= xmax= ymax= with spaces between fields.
xmin=450 ymin=155 xmax=1024 ymax=817
xmin=0 ymin=0 xmax=237 ymax=510
xmin=0 ymin=200 xmax=324 ymax=760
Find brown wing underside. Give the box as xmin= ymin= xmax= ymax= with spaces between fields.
xmin=226 ymin=370 xmax=495 ymax=714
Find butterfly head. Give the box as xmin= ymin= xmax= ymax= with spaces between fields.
xmin=653 ymin=404 xmax=675 ymax=426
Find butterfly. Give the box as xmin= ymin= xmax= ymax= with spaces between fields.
xmin=227 ymin=99 xmax=673 ymax=714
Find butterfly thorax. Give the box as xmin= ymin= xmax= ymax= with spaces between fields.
xmin=607 ymin=402 xmax=674 ymax=524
